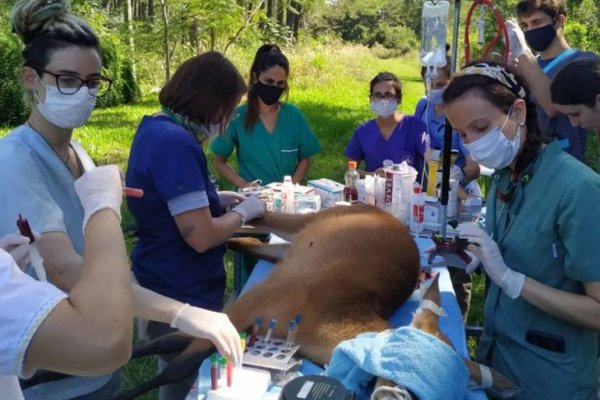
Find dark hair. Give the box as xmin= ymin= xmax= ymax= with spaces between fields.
xmin=245 ymin=44 xmax=290 ymax=130
xmin=443 ymin=61 xmax=544 ymax=202
xmin=516 ymin=0 xmax=567 ymax=20
xmin=551 ymin=58 xmax=600 ymax=107
xmin=159 ymin=52 xmax=247 ymax=129
xmin=370 ymin=72 xmax=402 ymax=103
xmin=11 ymin=0 xmax=101 ymax=72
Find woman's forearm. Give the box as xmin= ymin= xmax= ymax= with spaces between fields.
xmin=520 ymin=278 xmax=600 ymax=331
xmin=214 ymin=156 xmax=249 ymax=188
xmin=24 ymin=209 xmax=133 ymax=376
xmin=292 ymin=158 xmax=310 ymax=184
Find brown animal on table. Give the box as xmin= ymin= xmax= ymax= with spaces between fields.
xmin=114 ymin=204 xmax=421 ymax=399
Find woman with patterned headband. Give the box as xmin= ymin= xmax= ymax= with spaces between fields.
xmin=444 ymin=61 xmax=600 ymax=399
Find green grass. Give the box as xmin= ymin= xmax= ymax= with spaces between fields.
xmin=2 ymin=41 xmax=598 ymax=397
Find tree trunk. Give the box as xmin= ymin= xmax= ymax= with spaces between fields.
xmin=148 ymin=0 xmax=155 ymax=19
xmin=291 ymin=1 xmax=301 ymax=42
xmin=190 ymin=17 xmax=203 ymax=55
xmin=159 ymin=0 xmax=170 ymax=82
xmin=124 ymin=0 xmax=137 ymax=79
xmin=278 ymin=0 xmax=287 ymax=27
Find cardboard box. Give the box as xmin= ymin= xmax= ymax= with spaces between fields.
xmin=307 ymin=178 xmax=344 ymax=208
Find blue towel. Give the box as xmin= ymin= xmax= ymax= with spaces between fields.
xmin=326 ymin=326 xmax=469 ymax=400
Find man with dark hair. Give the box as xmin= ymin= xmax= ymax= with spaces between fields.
xmin=507 ymin=0 xmax=597 ymax=161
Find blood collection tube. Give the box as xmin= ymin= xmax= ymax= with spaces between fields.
xmin=219 ymin=356 xmax=227 ymax=386
xmin=123 ymin=187 xmax=144 ymax=198
xmin=226 ymin=359 xmax=233 ymax=387
xmin=285 ymin=320 xmax=296 ymax=348
xmin=248 ymin=316 xmax=262 ymax=346
xmin=16 ymin=214 xmax=35 ymax=243
xmin=240 ymin=332 xmax=247 ymax=353
xmin=264 ymin=319 xmax=277 ymax=344
xmin=210 ymin=354 xmax=219 ymax=390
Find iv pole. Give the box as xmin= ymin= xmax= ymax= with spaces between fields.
xmin=439 ymin=0 xmax=461 ymax=238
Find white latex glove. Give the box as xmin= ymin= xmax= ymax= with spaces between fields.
xmin=506 ymin=19 xmax=532 ymax=59
xmin=170 ymin=304 xmax=242 ymax=362
xmin=0 ymin=233 xmax=31 ymax=268
xmin=450 ymin=165 xmax=465 ymax=183
xmin=74 ymin=165 xmax=123 ymax=231
xmin=457 ymin=223 xmax=525 ymax=299
xmin=218 ymin=191 xmax=246 ymax=208
xmin=231 ymin=196 xmax=266 ymax=225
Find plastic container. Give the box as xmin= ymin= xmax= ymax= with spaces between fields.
xmin=410 ymin=183 xmax=425 ymax=236
xmin=282 ymin=175 xmax=295 ymax=214
xmin=343 ymin=161 xmax=359 ymax=202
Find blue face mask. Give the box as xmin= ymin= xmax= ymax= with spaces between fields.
xmin=428 ymin=88 xmax=445 ymax=105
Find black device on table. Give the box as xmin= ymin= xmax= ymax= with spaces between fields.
xmin=429 ymin=233 xmax=473 ymax=269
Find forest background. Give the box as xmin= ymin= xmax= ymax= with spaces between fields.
xmin=1 ymin=0 xmax=599 ymax=398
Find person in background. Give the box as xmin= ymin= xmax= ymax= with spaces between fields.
xmin=126 ymin=52 xmax=266 ymax=400
xmin=414 ymin=60 xmax=481 ymax=200
xmin=506 ymin=0 xmax=597 ymax=161
xmin=444 ymin=61 xmax=600 ymax=399
xmin=0 ymin=167 xmax=133 ymax=400
xmin=550 ymin=58 xmax=600 ymax=138
xmin=211 ymin=44 xmax=321 ymax=187
xmin=345 ymin=72 xmax=428 ymax=181
xmin=2 ymin=1 xmax=243 ymax=398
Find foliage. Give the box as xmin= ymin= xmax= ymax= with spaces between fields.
xmin=0 ymin=7 xmax=29 ymax=127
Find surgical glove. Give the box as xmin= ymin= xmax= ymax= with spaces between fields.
xmin=450 ymin=165 xmax=465 ymax=183
xmin=170 ymin=303 xmax=242 ymax=363
xmin=231 ymin=196 xmax=266 ymax=225
xmin=74 ymin=165 xmax=123 ymax=230
xmin=0 ymin=233 xmax=32 ymax=268
xmin=457 ymin=223 xmax=525 ymax=299
xmin=506 ymin=19 xmax=532 ymax=59
xmin=218 ymin=191 xmax=247 ymax=209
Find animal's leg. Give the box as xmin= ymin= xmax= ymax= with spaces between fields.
xmin=111 ymin=347 xmax=213 ymax=400
xmin=227 ymin=237 xmax=291 ymax=263
xmin=299 ymin=314 xmax=390 ymax=366
xmin=130 ymin=332 xmax=194 ymax=359
xmin=20 ymin=371 xmax=71 ymax=389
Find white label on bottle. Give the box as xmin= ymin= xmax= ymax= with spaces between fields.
xmin=297 ymin=380 xmax=315 ymax=399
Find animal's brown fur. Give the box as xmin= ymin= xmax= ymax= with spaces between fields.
xmin=188 ymin=204 xmax=421 ymax=365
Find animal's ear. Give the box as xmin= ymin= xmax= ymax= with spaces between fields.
xmin=227 ymin=237 xmax=290 ymax=263
xmin=464 ymin=359 xmax=521 ymax=399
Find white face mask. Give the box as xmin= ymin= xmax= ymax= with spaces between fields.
xmin=34 ymin=78 xmax=96 ymax=129
xmin=428 ymin=88 xmax=445 ymax=105
xmin=464 ymin=108 xmax=522 ymax=170
xmin=371 ymin=100 xmax=398 ymax=118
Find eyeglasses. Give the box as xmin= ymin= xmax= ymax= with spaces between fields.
xmin=37 ymin=69 xmax=113 ymax=97
xmin=370 ymin=92 xmax=399 ymax=101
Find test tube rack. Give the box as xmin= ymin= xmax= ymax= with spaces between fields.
xmin=243 ymin=335 xmax=301 ymax=371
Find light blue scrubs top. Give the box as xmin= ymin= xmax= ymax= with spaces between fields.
xmin=480 ymin=142 xmax=600 ymax=400
xmin=0 ymin=125 xmax=114 ymax=399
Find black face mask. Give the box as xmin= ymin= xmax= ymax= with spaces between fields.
xmin=524 ymin=23 xmax=557 ymax=52
xmin=253 ymin=81 xmax=284 ymax=106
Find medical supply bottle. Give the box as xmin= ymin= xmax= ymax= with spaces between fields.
xmin=343 ymin=161 xmax=359 ymax=202
xmin=282 ymin=175 xmax=295 ymax=214
xmin=410 ymin=183 xmax=425 ymax=235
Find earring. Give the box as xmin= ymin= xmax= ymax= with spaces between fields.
xmin=519 ymin=121 xmax=525 ymax=127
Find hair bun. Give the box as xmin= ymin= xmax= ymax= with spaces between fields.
xmin=11 ymin=0 xmax=73 ymax=44
xmin=255 ymin=43 xmax=282 ymax=57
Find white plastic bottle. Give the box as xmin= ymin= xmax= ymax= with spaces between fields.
xmin=282 ymin=175 xmax=295 ymax=214
xmin=410 ymin=183 xmax=425 ymax=236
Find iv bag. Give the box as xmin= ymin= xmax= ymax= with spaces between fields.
xmin=420 ymin=0 xmax=450 ymax=68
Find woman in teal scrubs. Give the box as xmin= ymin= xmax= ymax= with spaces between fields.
xmin=444 ymin=62 xmax=600 ymax=400
xmin=211 ymin=44 xmax=321 ymax=187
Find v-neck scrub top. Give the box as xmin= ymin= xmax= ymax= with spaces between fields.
xmin=344 ymin=116 xmax=428 ymax=177
xmin=210 ymin=103 xmax=321 ymax=185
